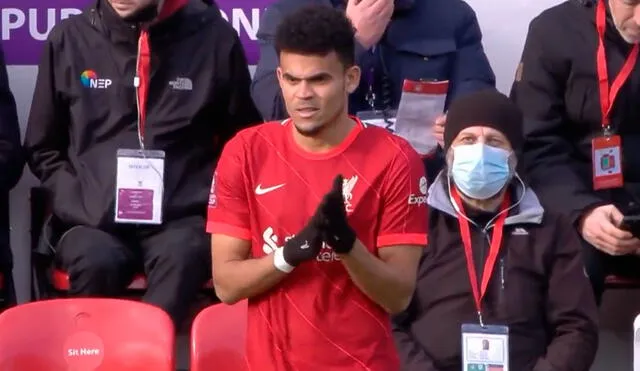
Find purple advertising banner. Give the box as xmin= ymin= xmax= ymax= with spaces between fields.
xmin=1 ymin=0 xmax=272 ymax=65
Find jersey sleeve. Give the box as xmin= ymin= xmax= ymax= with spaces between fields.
xmin=206 ymin=134 xmax=251 ymax=240
xmin=377 ymin=140 xmax=429 ymax=248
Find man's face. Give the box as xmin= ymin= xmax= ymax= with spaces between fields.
xmin=108 ymin=0 xmax=158 ymax=19
xmin=277 ymin=51 xmax=360 ymax=137
xmin=446 ymin=126 xmax=515 ymax=168
xmin=610 ymin=0 xmax=640 ymax=43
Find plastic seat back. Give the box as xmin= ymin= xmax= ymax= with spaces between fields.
xmin=190 ymin=300 xmax=248 ymax=371
xmin=0 ymin=298 xmax=175 ymax=371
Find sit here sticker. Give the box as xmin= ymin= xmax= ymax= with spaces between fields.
xmin=64 ymin=331 xmax=105 ymax=369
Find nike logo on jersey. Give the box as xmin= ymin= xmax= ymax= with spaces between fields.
xmin=255 ymin=183 xmax=285 ymax=195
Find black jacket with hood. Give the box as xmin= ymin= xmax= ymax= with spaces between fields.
xmin=510 ymin=0 xmax=640 ymax=223
xmin=0 ymin=42 xmax=24 ymax=306
xmin=24 ymin=0 xmax=262 ymax=230
xmin=392 ymin=172 xmax=599 ymax=371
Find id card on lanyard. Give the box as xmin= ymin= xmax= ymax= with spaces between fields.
xmin=451 ymin=186 xmax=510 ymax=371
xmin=114 ymin=30 xmax=166 ymax=225
xmin=592 ymin=0 xmax=638 ymax=190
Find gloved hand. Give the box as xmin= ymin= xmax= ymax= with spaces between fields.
xmin=282 ymin=202 xmax=326 ymax=267
xmin=321 ymin=175 xmax=357 ymax=254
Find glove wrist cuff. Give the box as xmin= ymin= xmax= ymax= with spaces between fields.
xmin=273 ymin=248 xmax=295 ymax=273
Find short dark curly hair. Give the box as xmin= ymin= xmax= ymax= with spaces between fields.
xmin=274 ymin=4 xmax=356 ymax=68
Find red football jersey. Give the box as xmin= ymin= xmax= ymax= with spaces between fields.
xmin=207 ymin=118 xmax=428 ymax=371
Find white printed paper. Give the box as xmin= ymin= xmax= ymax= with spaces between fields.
xmin=395 ymin=80 xmax=448 ymax=155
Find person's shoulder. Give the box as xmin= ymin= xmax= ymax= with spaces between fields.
xmin=189 ymin=3 xmax=237 ymax=39
xmin=45 ymin=9 xmax=93 ymax=46
xmin=232 ymin=120 xmax=288 ymax=145
xmin=360 ymin=125 xmax=422 ymax=164
xmin=529 ymin=1 xmax=590 ymax=35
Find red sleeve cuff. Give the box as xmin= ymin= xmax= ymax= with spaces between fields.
xmin=206 ymin=222 xmax=251 ymax=240
xmin=377 ymin=233 xmax=428 ymax=248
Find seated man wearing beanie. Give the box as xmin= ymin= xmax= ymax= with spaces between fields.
xmin=392 ymin=89 xmax=599 ymax=371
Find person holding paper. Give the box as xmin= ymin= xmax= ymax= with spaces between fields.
xmin=209 ymin=6 xmax=427 ymax=370
xmin=511 ymin=0 xmax=640 ymax=304
xmin=0 ymin=42 xmax=24 ymax=308
xmin=23 ymin=0 xmax=262 ymax=327
xmin=252 ymin=0 xmax=495 ymax=182
xmin=392 ymin=90 xmax=598 ymax=371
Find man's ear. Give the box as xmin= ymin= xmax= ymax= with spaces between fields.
xmin=276 ymin=67 xmax=285 ymax=89
xmin=345 ymin=65 xmax=361 ymax=94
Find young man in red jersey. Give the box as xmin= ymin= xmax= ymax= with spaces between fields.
xmin=207 ymin=5 xmax=427 ymax=370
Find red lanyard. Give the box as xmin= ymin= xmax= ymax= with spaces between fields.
xmin=136 ymin=30 xmax=151 ymax=142
xmin=451 ymin=186 xmax=510 ymax=326
xmin=596 ymin=0 xmax=639 ymax=129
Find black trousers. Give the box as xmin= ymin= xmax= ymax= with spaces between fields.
xmin=582 ymin=238 xmax=640 ymax=304
xmin=55 ymin=215 xmax=211 ymax=327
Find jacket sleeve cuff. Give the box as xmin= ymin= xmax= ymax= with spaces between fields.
xmin=354 ymin=39 xmax=368 ymax=62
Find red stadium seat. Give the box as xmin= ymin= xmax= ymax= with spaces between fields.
xmin=0 ymin=298 xmax=175 ymax=371
xmin=190 ymin=300 xmax=248 ymax=371
xmin=605 ymin=274 xmax=640 ymax=288
xmin=52 ymin=269 xmax=215 ymax=291
xmin=52 ymin=269 xmax=149 ymax=291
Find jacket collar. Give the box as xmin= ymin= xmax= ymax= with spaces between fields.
xmin=89 ymin=0 xmax=194 ymax=46
xmin=427 ymin=171 xmax=544 ymax=226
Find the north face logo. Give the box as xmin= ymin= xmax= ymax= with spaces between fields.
xmin=169 ymin=77 xmax=193 ymax=91
xmin=512 ymin=227 xmax=528 ymax=235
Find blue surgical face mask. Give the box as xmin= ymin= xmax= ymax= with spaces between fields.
xmin=450 ymin=143 xmax=512 ymax=200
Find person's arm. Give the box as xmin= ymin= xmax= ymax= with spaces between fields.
xmin=533 ymin=214 xmax=599 ymax=371
xmin=24 ymin=36 xmax=73 ymax=188
xmin=218 ymin=32 xmax=263 ymax=146
xmin=329 ymin=140 xmax=428 ymax=314
xmin=339 ymin=241 xmax=422 ymax=314
xmin=510 ymin=16 xmax=606 ymax=224
xmin=211 ymin=234 xmax=288 ymax=304
xmin=447 ymin=2 xmax=495 ymax=102
xmin=392 ymin=277 xmax=440 ymax=371
xmin=207 ymin=135 xmax=287 ymax=303
xmin=0 ymin=43 xmax=24 ymax=190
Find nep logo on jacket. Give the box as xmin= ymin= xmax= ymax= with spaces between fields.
xmin=80 ymin=70 xmax=112 ymax=89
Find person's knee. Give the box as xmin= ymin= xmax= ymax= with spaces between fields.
xmin=154 ymin=237 xmax=210 ymax=273
xmin=56 ymin=226 xmax=134 ymax=282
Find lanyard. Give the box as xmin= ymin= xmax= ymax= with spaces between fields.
xmin=451 ymin=186 xmax=510 ymax=326
xmin=596 ymin=0 xmax=639 ymax=130
xmin=136 ymin=30 xmax=151 ymax=144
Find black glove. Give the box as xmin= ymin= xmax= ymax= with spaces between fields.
xmin=321 ymin=175 xmax=357 ymax=254
xmin=282 ymin=205 xmax=325 ymax=267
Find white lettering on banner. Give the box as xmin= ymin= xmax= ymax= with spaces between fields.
xmin=1 ymin=8 xmax=81 ymax=41
xmin=1 ymin=7 xmax=261 ymax=41
xmin=219 ymin=8 xmax=261 ymax=41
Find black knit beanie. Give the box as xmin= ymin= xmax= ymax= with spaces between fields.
xmin=444 ymin=89 xmax=524 ymax=153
